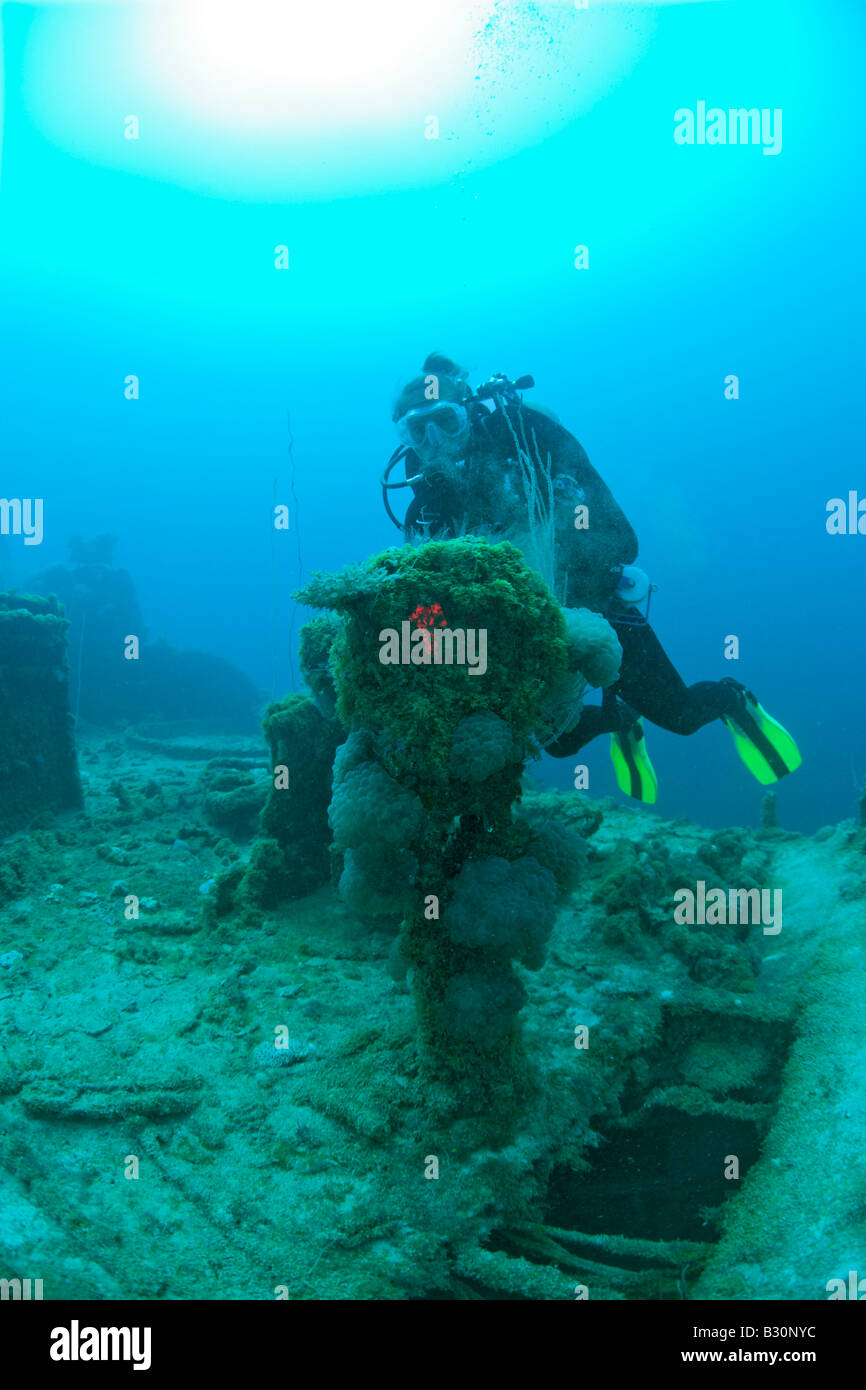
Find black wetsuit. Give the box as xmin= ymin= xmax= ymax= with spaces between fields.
xmin=401 ymin=400 xmax=745 ymax=753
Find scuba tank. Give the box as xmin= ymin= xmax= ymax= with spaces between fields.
xmin=610 ymin=564 xmax=656 ymax=622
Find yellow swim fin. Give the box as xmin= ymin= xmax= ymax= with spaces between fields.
xmin=723 ymin=691 xmax=802 ymax=785
xmin=610 ymin=717 xmax=658 ymax=804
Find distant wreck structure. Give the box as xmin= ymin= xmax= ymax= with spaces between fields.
xmin=26 ymin=537 xmax=263 ymax=731
xmin=0 ymin=592 xmax=82 ymax=833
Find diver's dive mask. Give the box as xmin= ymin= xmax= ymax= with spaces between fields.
xmin=397 ymin=401 xmax=470 ymax=451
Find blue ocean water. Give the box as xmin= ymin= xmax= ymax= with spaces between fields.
xmin=1 ymin=0 xmax=864 ymax=833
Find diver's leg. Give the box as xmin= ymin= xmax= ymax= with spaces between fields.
xmin=545 ymin=692 xmax=620 ymax=757
xmin=613 ymin=619 xmax=742 ymax=735
xmin=545 ymin=618 xmax=744 ymax=758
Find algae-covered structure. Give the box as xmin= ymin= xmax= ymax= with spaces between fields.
xmin=209 ymin=616 xmax=343 ymax=915
xmin=0 ymin=593 xmax=82 ymax=834
xmin=297 ymin=537 xmax=609 ymax=1101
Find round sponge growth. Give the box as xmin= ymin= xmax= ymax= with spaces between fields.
xmin=445 ymin=855 xmax=558 ymax=969
xmin=332 ymin=730 xmax=374 ymax=787
xmin=517 ymin=814 xmax=588 ymax=894
xmin=563 ymin=607 xmax=622 ymax=688
xmin=328 ymin=760 xmax=424 ymax=850
xmin=448 ymin=711 xmax=519 ymax=783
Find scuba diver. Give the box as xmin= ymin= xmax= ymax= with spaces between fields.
xmin=382 ymin=351 xmax=801 ymax=803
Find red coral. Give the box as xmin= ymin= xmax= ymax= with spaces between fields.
xmin=409 ymin=602 xmax=448 ymax=630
